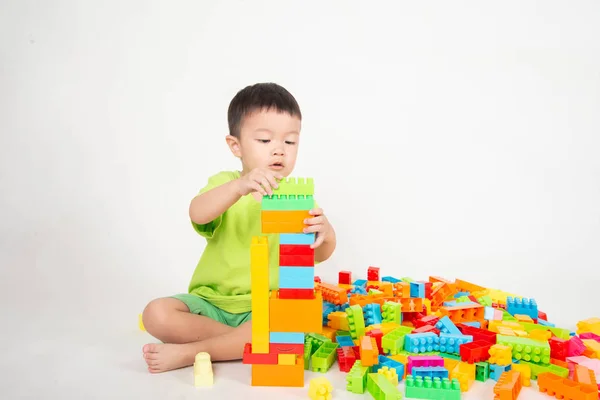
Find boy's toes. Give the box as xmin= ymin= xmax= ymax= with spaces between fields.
xmin=143 ymin=343 xmax=158 ymax=354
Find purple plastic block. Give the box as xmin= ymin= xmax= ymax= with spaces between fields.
xmin=407 ymin=355 xmax=444 ymax=374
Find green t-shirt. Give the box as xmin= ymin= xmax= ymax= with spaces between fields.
xmin=188 ymin=170 xmax=281 ymax=314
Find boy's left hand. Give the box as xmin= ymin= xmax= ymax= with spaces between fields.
xmin=304 ymin=208 xmax=332 ymax=249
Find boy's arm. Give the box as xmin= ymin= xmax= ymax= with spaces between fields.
xmin=189 ymin=180 xmax=243 ymax=225
xmin=313 ymin=216 xmax=337 ymax=263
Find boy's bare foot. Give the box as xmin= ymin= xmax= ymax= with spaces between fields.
xmin=142 ymin=343 xmax=197 ymax=373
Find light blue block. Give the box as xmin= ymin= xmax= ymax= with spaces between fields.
xmin=435 ymin=316 xmax=461 ymax=336
xmin=336 ymin=336 xmax=355 ymax=347
xmin=412 ymin=366 xmax=449 ymax=379
xmin=353 ymin=279 xmax=367 ymax=287
xmin=439 ymin=333 xmax=473 ymax=354
xmin=490 ymin=363 xmax=511 ymax=381
xmin=443 ymin=300 xmax=478 ymax=307
xmin=538 ymin=319 xmax=555 ymax=327
xmin=462 ymin=321 xmax=481 ymax=328
xmin=279 ymin=233 xmax=315 ymax=245
xmin=404 ymin=333 xmax=440 ymax=353
xmin=279 ymin=266 xmax=314 ymax=289
xmin=484 ymin=306 xmax=496 ymax=321
xmin=382 ymin=276 xmax=401 ymax=284
xmin=270 ymin=332 xmax=304 ymax=344
xmin=410 ymin=281 xmax=425 ymax=298
xmin=454 ymin=291 xmax=470 ymax=298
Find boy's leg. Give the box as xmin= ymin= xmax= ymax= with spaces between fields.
xmin=142 ymin=296 xmax=234 ymax=344
xmin=144 ymin=320 xmax=252 ymax=373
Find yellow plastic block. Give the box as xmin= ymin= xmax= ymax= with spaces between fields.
xmin=529 ymin=329 xmax=552 ymax=341
xmin=511 ymin=363 xmax=531 ymax=387
xmin=444 ymin=358 xmax=460 ymax=372
xmin=366 ymin=322 xmax=400 ymax=335
xmin=251 ymin=236 xmax=270 ymax=353
xmin=327 ymin=311 xmax=350 ymax=331
xmin=489 ymin=344 xmax=512 ymax=366
xmin=378 ymin=366 xmax=399 ymax=386
xmin=138 ymin=314 xmax=145 ymax=331
xmin=270 ymin=290 xmax=322 ymax=333
xmin=278 ymin=353 xmax=296 ymax=365
xmin=252 ymin=357 xmax=304 ymax=387
xmin=451 ymin=362 xmax=475 ymax=392
xmin=578 ymin=318 xmax=600 ymax=335
xmin=193 ymin=352 xmax=213 ymax=387
xmin=308 ymin=377 xmax=333 ymax=400
xmin=515 ymin=314 xmax=534 ymax=323
xmin=582 ymin=339 xmax=600 ymax=358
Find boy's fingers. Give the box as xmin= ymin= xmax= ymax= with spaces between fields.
xmin=265 ymin=174 xmax=279 ymax=190
xmin=257 ymin=176 xmax=273 ymax=195
xmin=304 ymin=216 xmax=324 ymax=225
xmin=311 ymin=234 xmax=325 ymax=249
xmin=251 ymin=182 xmax=267 ymax=196
xmin=303 ymin=224 xmax=321 ymax=234
xmin=310 ymin=208 xmax=323 ymax=216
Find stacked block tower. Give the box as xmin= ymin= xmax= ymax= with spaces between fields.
xmin=242 ymin=177 xmax=323 ymax=387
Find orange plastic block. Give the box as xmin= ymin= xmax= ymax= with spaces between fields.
xmin=322 ymin=326 xmax=336 ymax=341
xmin=538 ymin=372 xmax=597 ymax=400
xmin=349 ymin=293 xmax=385 ymax=307
xmin=269 ymin=290 xmax=322 ymax=333
xmin=327 ymin=311 xmax=350 ymax=331
xmin=440 ymin=304 xmax=485 ymax=323
xmin=582 ymin=339 xmax=600 ymax=358
xmin=493 ymin=370 xmax=522 ymax=400
xmin=317 ymin=283 xmax=348 ymax=305
xmin=359 ymin=336 xmax=379 ymax=367
xmin=261 ymin=210 xmax=310 ymax=233
xmin=397 ymin=297 xmax=424 ymax=313
xmin=394 ymin=282 xmax=411 ymax=298
xmin=251 ymin=357 xmax=304 ymax=387
xmin=455 ymin=279 xmax=486 ymax=293
xmin=574 ymin=364 xmax=598 ymax=390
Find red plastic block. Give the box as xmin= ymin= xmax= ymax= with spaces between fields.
xmin=314 ymin=276 xmax=321 ymax=283
xmin=279 ymin=244 xmax=313 ymax=256
xmin=414 ymin=315 xmax=440 ymax=328
xmin=550 ymin=337 xmax=568 ymax=361
xmin=457 ymin=323 xmax=497 ymax=344
xmin=366 ymin=329 xmax=384 ymax=354
xmin=242 ymin=343 xmax=278 ymax=365
xmin=278 ymin=288 xmax=315 ymax=299
xmin=368 ymin=266 xmax=380 ymax=281
xmin=339 ymin=270 xmax=352 ymax=285
xmin=337 ymin=346 xmax=357 ymax=372
xmin=460 ymin=340 xmax=493 ymax=363
xmin=538 ymin=310 xmax=548 ymax=321
xmin=412 ymin=325 xmax=441 ymax=335
xmin=279 ymin=254 xmax=314 ymax=266
xmin=270 ymin=343 xmax=304 ymax=355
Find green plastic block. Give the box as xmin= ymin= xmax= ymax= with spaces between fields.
xmin=369 ymin=289 xmax=383 ymax=295
xmin=456 ymin=296 xmax=470 ymax=303
xmin=367 ymin=373 xmax=403 ymax=400
xmin=311 ymin=341 xmax=339 ymax=373
xmin=475 ymin=362 xmax=489 ymax=382
xmin=439 ymin=353 xmax=461 ymax=360
xmin=336 ymin=330 xmax=351 ymax=337
xmin=521 ymin=360 xmax=568 ymax=380
xmin=347 ymin=360 xmax=369 ymax=394
xmin=346 ymin=304 xmax=366 ymax=340
xmin=382 ymin=326 xmax=412 ymax=355
xmin=382 ymin=302 xmax=402 ymax=325
xmin=261 ymin=194 xmax=314 ymax=210
xmin=496 ymin=335 xmax=551 ymax=365
xmin=404 ymin=375 xmax=461 ymax=400
xmin=501 ymin=309 xmax=517 ymax=321
xmin=477 ymin=295 xmax=493 ymax=307
xmin=401 ymin=277 xmax=414 ymax=283
xmin=270 ymin=177 xmax=314 ymax=196
xmin=303 ymin=339 xmax=313 ymax=370
xmin=306 ymin=332 xmax=330 ymax=356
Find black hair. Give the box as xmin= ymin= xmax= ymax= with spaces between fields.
xmin=227 ymin=83 xmax=302 ymax=138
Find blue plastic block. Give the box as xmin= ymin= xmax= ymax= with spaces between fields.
xmin=461 ymin=321 xmax=481 ymax=328
xmin=382 ymin=276 xmax=401 ymax=284
xmin=279 ymin=266 xmax=314 ymax=289
xmin=410 ymin=281 xmax=425 ymax=298
xmin=322 ymin=301 xmax=340 ymax=325
xmin=506 ymin=296 xmax=538 ymax=319
xmin=363 ymin=304 xmax=383 ymax=326
xmin=443 ymin=300 xmax=477 ymax=307
xmin=412 ymin=366 xmax=449 ymax=379
xmin=454 ymin=291 xmax=470 ymax=298
xmin=350 ymin=286 xmax=367 ymax=295
xmin=279 ymin=233 xmax=315 ymax=245
xmin=439 ymin=333 xmax=473 ymax=354
xmin=489 ymin=363 xmax=511 ymax=381
xmin=353 ymin=279 xmax=367 ymax=288
xmin=336 ymin=335 xmax=354 ymax=347
xmin=538 ymin=319 xmax=555 ymax=327
xmin=270 ymin=332 xmax=304 ymax=344
xmin=372 ymin=355 xmax=405 ymax=379
xmin=435 ymin=316 xmax=461 ymax=336
xmin=484 ymin=306 xmax=496 ymax=321
xmin=404 ymin=333 xmax=440 ymax=353
xmin=512 ymin=358 xmax=520 ymax=364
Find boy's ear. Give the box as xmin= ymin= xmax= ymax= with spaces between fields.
xmin=226 ymin=135 xmax=242 ymax=158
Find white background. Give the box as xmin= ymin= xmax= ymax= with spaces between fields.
xmin=1 ymin=1 xmax=599 ymax=399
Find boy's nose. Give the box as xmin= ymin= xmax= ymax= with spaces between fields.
xmin=272 ymin=147 xmax=284 ymax=156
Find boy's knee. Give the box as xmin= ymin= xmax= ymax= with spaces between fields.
xmin=142 ymin=298 xmax=178 ymax=330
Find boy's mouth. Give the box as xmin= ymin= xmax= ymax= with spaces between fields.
xmin=269 ymin=162 xmax=284 ymax=170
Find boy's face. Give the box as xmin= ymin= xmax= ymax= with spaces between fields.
xmin=227 ymin=108 xmax=301 ymax=177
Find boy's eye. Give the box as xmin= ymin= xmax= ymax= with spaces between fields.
xmin=285 ymin=141 xmax=296 ymax=145
xmin=257 ymin=139 xmax=270 ymax=143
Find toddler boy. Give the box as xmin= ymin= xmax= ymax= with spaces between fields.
xmin=141 ymin=83 xmax=336 ymax=373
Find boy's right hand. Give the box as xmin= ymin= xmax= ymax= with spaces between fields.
xmin=236 ymin=168 xmax=284 ymax=197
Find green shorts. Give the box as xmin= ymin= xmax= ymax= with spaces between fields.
xmin=171 ymin=293 xmax=251 ymax=328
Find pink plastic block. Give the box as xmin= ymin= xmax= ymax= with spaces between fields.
xmin=568 ymin=336 xmax=587 ymax=357
xmin=580 ymin=332 xmax=600 ymax=343
xmin=407 ymin=355 xmax=444 ymax=374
